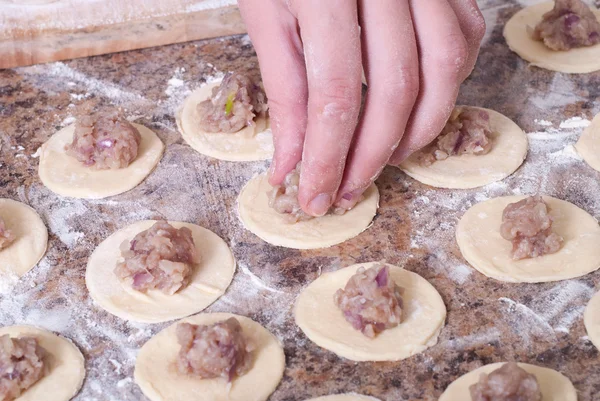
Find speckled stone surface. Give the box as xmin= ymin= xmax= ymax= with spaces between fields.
xmin=1 ymin=1 xmax=600 ymax=400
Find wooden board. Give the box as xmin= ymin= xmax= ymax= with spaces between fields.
xmin=0 ymin=0 xmax=247 ymax=69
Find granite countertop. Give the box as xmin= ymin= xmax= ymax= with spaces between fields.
xmin=1 ymin=1 xmax=600 ymax=400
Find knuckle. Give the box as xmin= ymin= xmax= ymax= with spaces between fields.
xmin=377 ymin=64 xmax=420 ymax=107
xmin=312 ymin=78 xmax=361 ymax=122
xmin=425 ymin=34 xmax=469 ymax=79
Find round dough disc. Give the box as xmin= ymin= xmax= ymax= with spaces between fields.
xmin=237 ymin=174 xmax=379 ymax=249
xmin=305 ymin=394 xmax=381 ymax=401
xmin=584 ymin=290 xmax=600 ymax=351
xmin=86 ymin=220 xmax=236 ymax=323
xmin=575 ymin=112 xmax=600 ymax=172
xmin=39 ymin=123 xmax=164 ymax=199
xmin=0 ymin=325 xmax=85 ymax=401
xmin=134 ymin=313 xmax=285 ymax=401
xmin=456 ymin=195 xmax=600 ymax=283
xmin=295 ymin=262 xmax=447 ymax=362
xmin=398 ymin=107 xmax=527 ymax=189
xmin=439 ymin=362 xmax=577 ymax=401
xmin=503 ymin=1 xmax=600 ymax=74
xmin=0 ymin=199 xmax=48 ymax=277
xmin=177 ymin=80 xmax=274 ymax=162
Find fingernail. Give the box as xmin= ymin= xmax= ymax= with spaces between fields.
xmin=337 ymin=192 xmax=357 ymax=210
xmin=307 ymin=193 xmax=332 ymax=217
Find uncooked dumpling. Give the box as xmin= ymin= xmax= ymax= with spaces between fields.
xmin=237 ymin=174 xmax=379 ymax=249
xmin=456 ymin=195 xmax=600 ymax=282
xmin=0 ymin=325 xmax=85 ymax=401
xmin=575 ymin=112 xmax=600 ymax=172
xmin=295 ymin=262 xmax=446 ymax=362
xmin=86 ymin=220 xmax=235 ymax=323
xmin=399 ymin=107 xmax=527 ymax=189
xmin=438 ymin=362 xmax=577 ymax=401
xmin=177 ymin=79 xmax=273 ymax=162
xmin=134 ymin=313 xmax=285 ymax=401
xmin=0 ymin=198 xmax=48 ymax=279
xmin=38 ymin=122 xmax=164 ymax=199
xmin=504 ymin=1 xmax=600 ymax=73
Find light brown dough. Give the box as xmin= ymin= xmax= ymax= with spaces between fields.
xmin=504 ymin=1 xmax=600 ymax=73
xmin=38 ymin=123 xmax=164 ymax=199
xmin=0 ymin=325 xmax=85 ymax=401
xmin=575 ymin=112 xmax=600 ymax=172
xmin=86 ymin=220 xmax=235 ymax=323
xmin=237 ymin=174 xmax=379 ymax=249
xmin=177 ymin=80 xmax=273 ymax=162
xmin=134 ymin=313 xmax=285 ymax=401
xmin=0 ymin=198 xmax=48 ymax=278
xmin=295 ymin=262 xmax=446 ymax=362
xmin=399 ymin=107 xmax=527 ymax=189
xmin=456 ymin=195 xmax=600 ymax=283
xmin=584 ymin=289 xmax=600 ymax=351
xmin=439 ymin=362 xmax=577 ymax=401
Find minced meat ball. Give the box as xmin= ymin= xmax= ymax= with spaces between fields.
xmin=470 ymin=362 xmax=542 ymax=401
xmin=114 ymin=221 xmax=199 ymax=295
xmin=0 ymin=335 xmax=46 ymax=401
xmin=334 ymin=265 xmax=403 ymax=338
xmin=0 ymin=218 xmax=15 ymax=251
xmin=197 ymin=72 xmax=268 ymax=133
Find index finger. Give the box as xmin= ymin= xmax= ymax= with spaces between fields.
xmin=295 ymin=0 xmax=363 ymax=216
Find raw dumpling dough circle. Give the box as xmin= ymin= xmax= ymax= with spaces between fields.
xmin=584 ymin=290 xmax=600 ymax=351
xmin=575 ymin=112 xmax=600 ymax=172
xmin=504 ymin=1 xmax=600 ymax=74
xmin=0 ymin=325 xmax=85 ymax=401
xmin=305 ymin=394 xmax=381 ymax=401
xmin=134 ymin=312 xmax=285 ymax=401
xmin=399 ymin=107 xmax=528 ymax=189
xmin=0 ymin=198 xmax=48 ymax=278
xmin=86 ymin=220 xmax=236 ymax=323
xmin=39 ymin=123 xmax=164 ymax=199
xmin=456 ymin=195 xmax=600 ymax=283
xmin=295 ymin=262 xmax=446 ymax=362
xmin=438 ymin=362 xmax=577 ymax=401
xmin=177 ymin=80 xmax=274 ymax=162
xmin=237 ymin=174 xmax=379 ymax=249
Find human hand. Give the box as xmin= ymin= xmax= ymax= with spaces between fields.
xmin=238 ymin=0 xmax=486 ymax=216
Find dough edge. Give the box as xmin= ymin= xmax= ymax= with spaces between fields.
xmin=575 ymin=112 xmax=600 ymax=172
xmin=0 ymin=198 xmax=48 ymax=277
xmin=398 ymin=106 xmax=528 ymax=189
xmin=86 ymin=220 xmax=236 ymax=323
xmin=237 ymin=174 xmax=380 ymax=249
xmin=38 ymin=123 xmax=164 ymax=199
xmin=584 ymin=290 xmax=600 ymax=351
xmin=503 ymin=1 xmax=600 ymax=74
xmin=177 ymin=80 xmax=274 ymax=162
xmin=456 ymin=195 xmax=600 ymax=283
xmin=134 ymin=312 xmax=285 ymax=401
xmin=438 ymin=362 xmax=577 ymax=401
xmin=0 ymin=325 xmax=85 ymax=401
xmin=295 ymin=262 xmax=447 ymax=362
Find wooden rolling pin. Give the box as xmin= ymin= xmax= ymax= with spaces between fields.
xmin=0 ymin=0 xmax=247 ymax=69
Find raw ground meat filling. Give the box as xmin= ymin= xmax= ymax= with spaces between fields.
xmin=114 ymin=221 xmax=199 ymax=295
xmin=65 ymin=111 xmax=142 ymax=170
xmin=500 ymin=196 xmax=564 ymax=260
xmin=470 ymin=362 xmax=542 ymax=401
xmin=0 ymin=218 xmax=14 ymax=251
xmin=197 ymin=72 xmax=268 ymax=133
xmin=0 ymin=335 xmax=46 ymax=401
xmin=418 ymin=108 xmax=493 ymax=166
xmin=532 ymin=0 xmax=600 ymax=51
xmin=334 ymin=265 xmax=403 ymax=338
xmin=268 ymin=162 xmax=348 ymax=223
xmin=176 ymin=318 xmax=253 ymax=382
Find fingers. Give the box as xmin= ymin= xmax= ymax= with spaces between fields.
xmin=389 ymin=0 xmax=469 ymax=164
xmin=446 ymin=0 xmax=486 ymax=80
xmin=335 ymin=0 xmax=419 ymax=209
xmin=238 ymin=0 xmax=309 ymax=185
xmin=293 ymin=0 xmax=363 ymax=216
